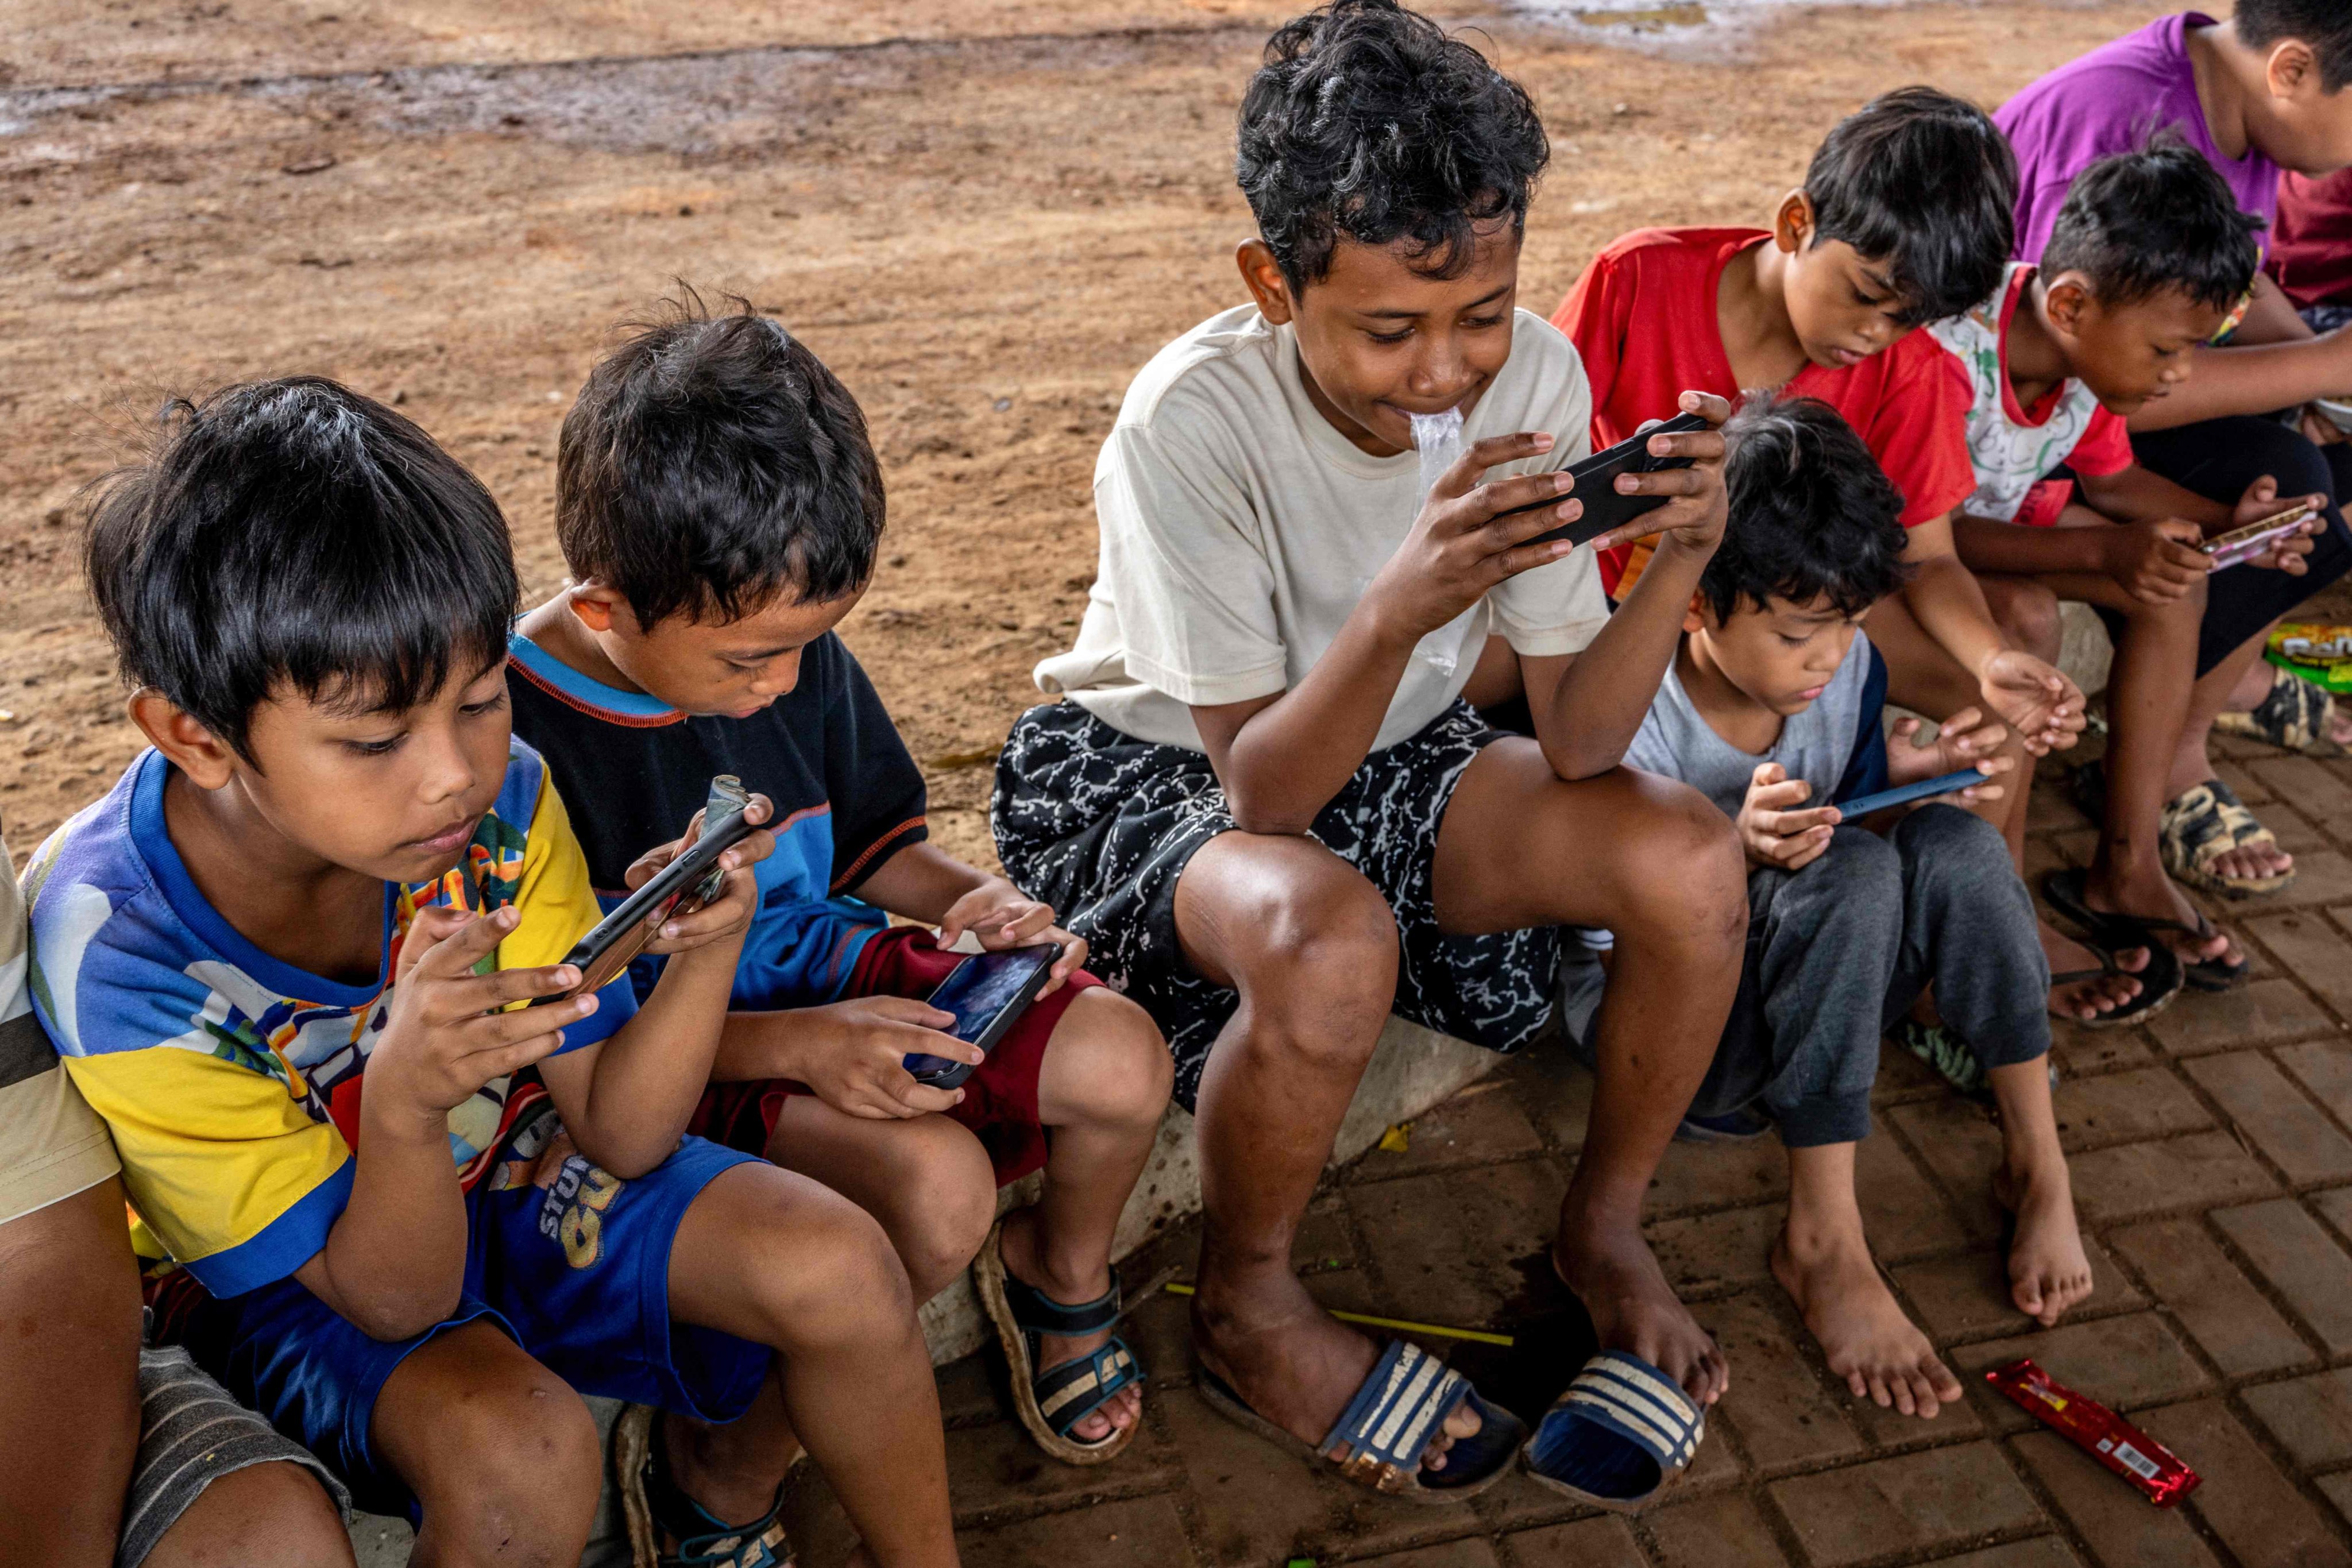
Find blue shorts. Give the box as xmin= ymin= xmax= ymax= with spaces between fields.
xmin=174 ymin=1125 xmax=770 ymax=1518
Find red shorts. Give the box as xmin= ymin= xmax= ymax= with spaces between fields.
xmin=686 ymin=925 xmax=1100 ymax=1186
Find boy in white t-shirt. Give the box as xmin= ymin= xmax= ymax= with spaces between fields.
xmin=995 ymin=0 xmax=1744 ymax=1507
xmin=1939 ymin=144 xmax=2327 ymax=1001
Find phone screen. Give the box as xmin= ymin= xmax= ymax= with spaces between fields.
xmin=929 ymin=947 xmax=1057 ymax=1043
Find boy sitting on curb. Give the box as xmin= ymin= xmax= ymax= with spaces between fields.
xmin=1565 ymin=396 xmax=2090 ymax=1420
xmin=29 ymin=379 xmax=960 ymax=1568
xmin=1936 ymin=143 xmax=2323 ymax=1009
xmin=1552 ymin=88 xmax=2108 ymax=1026
xmin=508 ymin=298 xmax=1171 ymax=1508
xmin=999 ymin=0 xmax=1746 ymax=1507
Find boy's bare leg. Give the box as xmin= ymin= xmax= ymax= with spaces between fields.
xmin=1768 ymin=1142 xmax=1959 ymax=1419
xmin=1984 ymin=1059 xmax=2093 ymax=1327
xmin=764 ymin=1099 xmax=998 ymax=1304
xmin=2010 ymin=571 xmax=2233 ymax=965
xmin=1432 ymin=744 xmax=1741 ymax=1405
xmin=2173 ymin=625 xmax=2300 ymax=883
xmin=664 ymin=1163 xmax=956 ymax=1567
xmin=370 ymin=1322 xmax=603 ymax=1568
xmin=145 ymin=1461 xmax=357 ymax=1568
xmin=995 ymin=986 xmax=1172 ymax=1441
xmin=1172 ymin=832 xmax=1479 ymax=1472
xmin=1868 ymin=590 xmax=2149 ymax=1020
xmin=0 ymin=1177 xmax=142 ymax=1567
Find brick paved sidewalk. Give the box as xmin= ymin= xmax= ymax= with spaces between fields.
xmin=781 ymin=724 xmax=2352 ymax=1568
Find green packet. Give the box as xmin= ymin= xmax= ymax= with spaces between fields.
xmin=2266 ymin=624 xmax=2352 ymax=694
xmin=2268 ymin=651 xmax=2352 ymax=694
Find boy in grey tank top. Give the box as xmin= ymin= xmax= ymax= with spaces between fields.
xmin=1566 ymin=399 xmax=2090 ymax=1420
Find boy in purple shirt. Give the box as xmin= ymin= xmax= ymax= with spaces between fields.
xmin=1996 ymin=4 xmax=2352 ymax=893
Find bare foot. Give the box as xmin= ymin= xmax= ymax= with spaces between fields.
xmin=1192 ymin=1261 xmax=1479 ymax=1474
xmin=1993 ymin=1163 xmax=2094 ymax=1327
xmin=1554 ymin=1222 xmax=1728 ymax=1407
xmin=2205 ymin=831 xmax=2295 ymax=885
xmin=997 ymin=1207 xmax=1141 ymax=1443
xmin=2041 ymin=920 xmax=2146 ymax=1021
xmin=1770 ymin=1225 xmax=1959 ymax=1418
xmin=2084 ymin=866 xmax=2236 ymax=969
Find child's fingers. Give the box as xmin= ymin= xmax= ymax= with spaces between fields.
xmin=410 ymin=905 xmax=516 ymax=983
xmin=1635 ymin=426 xmax=1728 ymax=466
xmin=1750 ymin=777 xmax=1814 ymax=810
xmin=1463 ymin=468 xmax=1576 ymax=530
xmin=465 ymin=1029 xmax=574 ymax=1083
xmin=1434 ymin=432 xmax=1555 ymax=501
xmin=465 ymin=991 xmax=595 ymax=1050
xmin=1676 ymin=389 xmax=1736 ymax=428
xmin=1762 ymin=806 xmax=1839 ymax=836
xmin=437 ymin=962 xmax=582 ymax=1017
xmin=891 ymin=1078 xmax=968 ymax=1117
xmin=868 ymin=997 xmax=960 ymax=1031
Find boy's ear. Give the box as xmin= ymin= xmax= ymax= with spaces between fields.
xmin=1772 ymin=191 xmax=1816 ymax=254
xmin=1682 ymin=592 xmax=1710 ymax=636
xmin=568 ymin=582 xmax=628 ymax=636
xmin=2042 ymin=272 xmax=2092 ymax=337
xmin=128 ymin=689 xmax=240 ymax=791
xmin=1236 ymin=239 xmax=1297 ymax=326
xmin=2266 ymin=38 xmax=2319 ymax=99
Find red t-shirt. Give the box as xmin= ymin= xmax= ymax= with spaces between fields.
xmin=1553 ymin=227 xmax=1978 ymax=594
xmin=2272 ymin=169 xmax=2352 ymax=310
xmin=1964 ymin=265 xmax=2134 ymax=528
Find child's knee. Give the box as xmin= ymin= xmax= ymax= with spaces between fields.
xmin=754 ymin=1189 xmax=917 ymax=1351
xmin=1045 ymin=987 xmax=1173 ymax=1131
xmin=892 ymin=1122 xmax=998 ymax=1285
xmin=426 ymin=1364 xmax=601 ymax=1552
xmin=1616 ymin=781 xmax=1747 ymax=949
xmin=158 ymin=1459 xmax=357 ymax=1568
xmin=1221 ymin=863 xmax=1399 ymax=1065
xmin=1994 ymin=581 xmax=2064 ymax=662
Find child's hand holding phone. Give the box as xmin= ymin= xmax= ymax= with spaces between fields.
xmin=1887 ymin=709 xmax=2013 ymax=804
xmin=372 ymin=905 xmax=588 ymax=1129
xmin=620 ymin=794 xmax=777 ymax=957
xmin=1736 ymin=763 xmax=1839 ymax=873
xmin=1583 ymin=391 xmax=1735 ymax=558
xmin=786 ymin=996 xmax=975 ymax=1119
xmin=2099 ymin=518 xmax=2211 ymax=606
xmin=935 ymin=875 xmax=1087 ymax=995
xmin=2210 ymin=479 xmax=2326 ymax=574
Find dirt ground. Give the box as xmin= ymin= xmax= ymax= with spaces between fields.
xmin=1 ymin=0 xmax=2164 ymax=868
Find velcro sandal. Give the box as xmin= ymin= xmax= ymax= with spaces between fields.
xmin=1198 ymin=1338 xmax=1524 ymax=1502
xmin=974 ymin=1222 xmax=1145 ymax=1465
xmin=615 ymin=1404 xmax=794 ymax=1568
xmin=1523 ymin=1349 xmax=1706 ymax=1513
xmin=2160 ymin=780 xmax=2295 ymax=899
xmin=2214 ymin=665 xmax=2343 ymax=757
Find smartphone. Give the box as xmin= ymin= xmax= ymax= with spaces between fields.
xmin=530 ymin=777 xmax=756 ymax=1006
xmin=1836 ymin=768 xmax=1991 ymax=820
xmin=2204 ymin=501 xmax=2319 ymax=570
xmin=902 ymin=944 xmax=1064 ymax=1089
xmin=1485 ymin=411 xmax=1712 ymax=550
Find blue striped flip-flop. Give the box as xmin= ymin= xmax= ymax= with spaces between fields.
xmin=1198 ymin=1339 xmax=1524 ymax=1503
xmin=1523 ymin=1349 xmax=1706 ymax=1513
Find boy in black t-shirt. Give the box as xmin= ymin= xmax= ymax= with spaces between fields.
xmin=509 ymin=298 xmax=1173 ymax=1543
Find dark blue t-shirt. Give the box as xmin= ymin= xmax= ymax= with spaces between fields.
xmin=507 ymin=629 xmax=928 ymax=1007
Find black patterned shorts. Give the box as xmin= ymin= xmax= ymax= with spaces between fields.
xmin=992 ymin=700 xmax=1561 ymax=1109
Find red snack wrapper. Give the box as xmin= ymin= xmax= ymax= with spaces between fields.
xmin=1985 ymin=1360 xmax=2200 ymax=1507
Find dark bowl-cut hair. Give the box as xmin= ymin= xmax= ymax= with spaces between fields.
xmin=1235 ymin=0 xmax=1548 ymax=293
xmin=2043 ymin=140 xmax=2265 ymax=312
xmin=83 ymin=377 xmax=518 ymax=762
xmin=557 ymin=291 xmax=883 ymax=629
xmin=1701 ymin=396 xmax=1913 ymax=624
xmin=2241 ymin=0 xmax=2352 ymax=92
xmin=1803 ymin=86 xmax=2016 ymax=326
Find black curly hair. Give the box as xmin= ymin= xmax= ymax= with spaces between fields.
xmin=1701 ymin=395 xmax=1913 ymax=623
xmin=1235 ymin=0 xmax=1548 ymax=293
xmin=2043 ymin=139 xmax=2265 ymax=312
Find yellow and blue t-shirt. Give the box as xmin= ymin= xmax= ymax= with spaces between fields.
xmin=19 ymin=738 xmax=635 ymax=1297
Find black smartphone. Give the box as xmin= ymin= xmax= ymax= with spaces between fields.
xmin=902 ymin=943 xmax=1064 ymax=1089
xmin=531 ymin=777 xmax=757 ymax=1006
xmin=1489 ymin=411 xmax=1711 ymax=550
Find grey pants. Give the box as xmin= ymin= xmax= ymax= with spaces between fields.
xmin=1564 ymin=804 xmax=2050 ymax=1147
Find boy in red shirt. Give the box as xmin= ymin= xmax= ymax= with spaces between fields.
xmin=1940 ymin=146 xmax=2323 ymax=1009
xmin=1552 ymin=88 xmax=2117 ymax=1023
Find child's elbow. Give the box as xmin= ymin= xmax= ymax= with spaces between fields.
xmin=350 ymin=1289 xmax=460 ymax=1343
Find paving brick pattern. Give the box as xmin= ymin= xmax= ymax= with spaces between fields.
xmin=778 ymin=737 xmax=2352 ymax=1566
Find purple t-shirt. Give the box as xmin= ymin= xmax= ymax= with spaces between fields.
xmin=1996 ymin=12 xmax=2279 ymax=262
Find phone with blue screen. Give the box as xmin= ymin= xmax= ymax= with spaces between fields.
xmin=902 ymin=944 xmax=1064 ymax=1090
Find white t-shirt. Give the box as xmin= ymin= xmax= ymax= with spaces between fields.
xmin=1035 ymin=305 xmax=1611 ymax=752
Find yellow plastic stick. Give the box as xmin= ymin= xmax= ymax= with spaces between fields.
xmin=1159 ymin=1282 xmax=1515 ymax=1347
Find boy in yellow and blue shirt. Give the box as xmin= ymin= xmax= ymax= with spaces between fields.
xmin=26 ymin=377 xmax=961 ymax=1567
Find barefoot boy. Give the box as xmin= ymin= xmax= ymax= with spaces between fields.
xmin=1936 ymin=144 xmax=2326 ymax=998
xmin=1574 ymin=397 xmax=2090 ymax=1415
xmin=507 ymin=299 xmax=1171 ymax=1501
xmin=28 ymin=379 xmax=959 ymax=1567
xmin=998 ymin=0 xmax=1747 ymax=1502
xmin=1554 ymin=87 xmax=2112 ymax=1025
xmin=1998 ymin=3 xmax=2352 ymax=890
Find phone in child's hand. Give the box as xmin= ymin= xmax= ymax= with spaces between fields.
xmin=2204 ymin=501 xmax=2319 ymax=570
xmin=901 ymin=944 xmax=1064 ymax=1089
xmin=1484 ymin=411 xmax=1712 ymax=550
xmin=1836 ymin=768 xmax=1991 ymax=821
xmin=530 ymin=777 xmax=756 ymax=1006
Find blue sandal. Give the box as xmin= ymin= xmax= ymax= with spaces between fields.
xmin=615 ymin=1404 xmax=794 ymax=1568
xmin=1523 ymin=1349 xmax=1706 ymax=1513
xmin=974 ymin=1222 xmax=1145 ymax=1465
xmin=1198 ymin=1338 xmax=1524 ymax=1503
